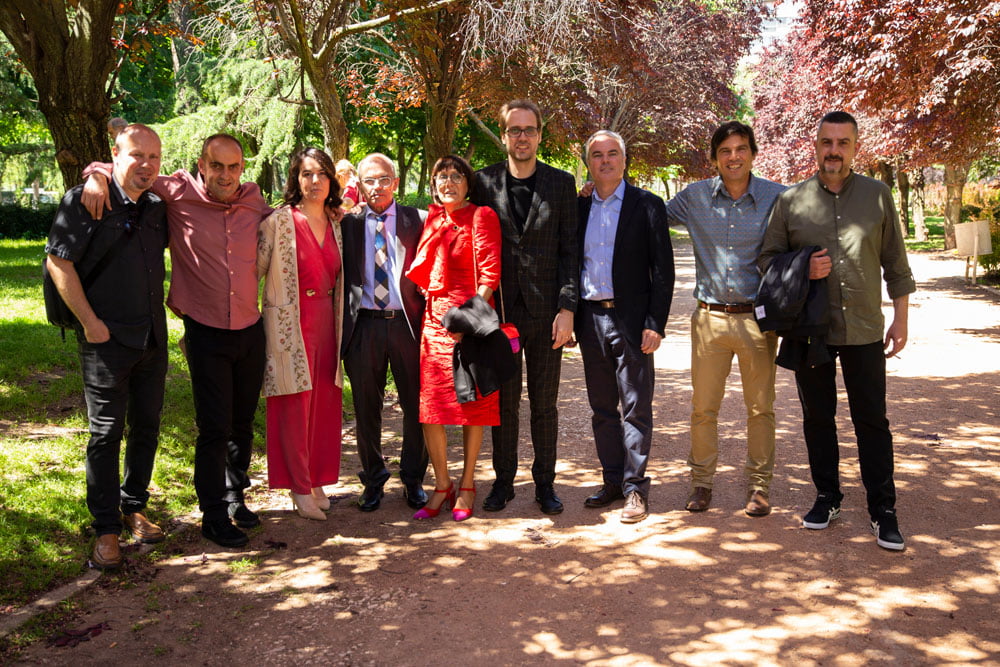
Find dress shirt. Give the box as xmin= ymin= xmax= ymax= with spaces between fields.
xmin=581 ymin=179 xmax=625 ymax=301
xmin=666 ymin=173 xmax=786 ymax=305
xmin=759 ymin=172 xmax=916 ymax=346
xmin=360 ymin=202 xmax=404 ymax=310
xmin=83 ymin=163 xmax=272 ymax=330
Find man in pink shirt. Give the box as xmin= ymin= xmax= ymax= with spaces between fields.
xmin=84 ymin=134 xmax=272 ymax=549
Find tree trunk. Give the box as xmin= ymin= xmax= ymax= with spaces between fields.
xmin=170 ymin=1 xmax=199 ymax=115
xmin=418 ymin=159 xmax=428 ymax=197
xmin=912 ymin=169 xmax=927 ymax=242
xmin=310 ymin=71 xmax=350 ymax=160
xmin=0 ymin=1 xmax=119 ymax=190
xmin=897 ymin=167 xmax=910 ymax=238
xmin=396 ymin=142 xmax=409 ymax=198
xmin=943 ymin=163 xmax=968 ymax=251
xmin=876 ymin=161 xmax=894 ymax=189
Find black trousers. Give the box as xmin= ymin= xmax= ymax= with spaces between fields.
xmin=794 ymin=341 xmax=896 ymax=518
xmin=184 ymin=316 xmax=265 ymax=522
xmin=577 ymin=302 xmax=654 ymax=497
xmin=490 ymin=296 xmax=562 ymax=489
xmin=342 ymin=314 xmax=427 ymax=488
xmin=79 ymin=336 xmax=167 ymax=536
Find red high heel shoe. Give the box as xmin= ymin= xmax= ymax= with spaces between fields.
xmin=412 ymin=483 xmax=455 ymax=520
xmin=453 ymin=487 xmax=476 ymax=522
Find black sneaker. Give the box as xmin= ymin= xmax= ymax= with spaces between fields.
xmin=802 ymin=495 xmax=841 ymax=529
xmin=871 ymin=510 xmax=905 ymax=551
xmin=228 ymin=501 xmax=261 ymax=528
xmin=202 ymin=519 xmax=249 ymax=548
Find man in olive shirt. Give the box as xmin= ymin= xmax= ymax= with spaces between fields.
xmin=759 ymin=111 xmax=915 ymax=551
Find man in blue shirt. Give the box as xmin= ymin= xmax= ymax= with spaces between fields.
xmin=577 ymin=130 xmax=674 ymax=523
xmin=665 ymin=121 xmax=785 ymax=516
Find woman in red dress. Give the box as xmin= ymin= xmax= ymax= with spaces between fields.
xmin=406 ymin=155 xmax=501 ymax=521
xmin=258 ymin=148 xmax=345 ymax=520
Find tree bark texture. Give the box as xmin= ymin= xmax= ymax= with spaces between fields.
xmin=944 ymin=163 xmax=968 ymax=251
xmin=912 ymin=169 xmax=927 ymax=243
xmin=0 ymin=0 xmax=118 ymax=190
xmin=898 ymin=168 xmax=910 ymax=238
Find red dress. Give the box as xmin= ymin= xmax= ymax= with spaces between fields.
xmin=407 ymin=203 xmax=501 ymax=425
xmin=266 ymin=208 xmax=342 ymax=492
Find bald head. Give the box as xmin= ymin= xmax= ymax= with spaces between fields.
xmin=112 ymin=124 xmax=161 ymax=200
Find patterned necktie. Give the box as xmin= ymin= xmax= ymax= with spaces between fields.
xmin=373 ymin=213 xmax=390 ymax=309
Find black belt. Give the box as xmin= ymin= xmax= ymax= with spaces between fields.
xmin=698 ymin=300 xmax=753 ymax=314
xmin=585 ymin=299 xmax=615 ymax=309
xmin=359 ymin=309 xmax=403 ymax=319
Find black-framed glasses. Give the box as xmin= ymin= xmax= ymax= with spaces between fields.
xmin=505 ymin=126 xmax=539 ymax=138
xmin=361 ymin=176 xmax=394 ymax=188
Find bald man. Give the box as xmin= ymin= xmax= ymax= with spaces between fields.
xmin=46 ymin=124 xmax=169 ymax=570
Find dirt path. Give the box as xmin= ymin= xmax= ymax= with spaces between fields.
xmin=11 ymin=243 xmax=1000 ymax=665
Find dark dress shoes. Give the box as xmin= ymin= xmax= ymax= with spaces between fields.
xmin=403 ymin=482 xmax=428 ymax=509
xmin=584 ymin=485 xmax=625 ymax=508
xmin=482 ymin=483 xmax=515 ymax=512
xmin=201 ymin=519 xmax=249 ymax=548
xmin=535 ymin=485 xmax=564 ymax=515
xmin=90 ymin=533 xmax=123 ymax=570
xmin=685 ymin=486 xmax=712 ymax=512
xmin=357 ymin=486 xmax=384 ymax=512
xmin=228 ymin=501 xmax=261 ymax=528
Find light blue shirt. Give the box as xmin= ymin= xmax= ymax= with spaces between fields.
xmin=665 ymin=174 xmax=785 ymax=304
xmin=581 ymin=179 xmax=625 ymax=301
xmin=361 ymin=202 xmax=404 ymax=310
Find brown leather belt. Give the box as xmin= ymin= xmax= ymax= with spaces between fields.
xmin=359 ymin=309 xmax=403 ymax=319
xmin=585 ymin=299 xmax=615 ymax=309
xmin=698 ymin=300 xmax=753 ymax=314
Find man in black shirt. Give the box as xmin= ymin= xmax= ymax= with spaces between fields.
xmin=472 ymin=99 xmax=579 ymax=514
xmin=46 ymin=124 xmax=169 ymax=570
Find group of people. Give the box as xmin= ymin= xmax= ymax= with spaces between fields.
xmin=45 ymin=99 xmax=914 ymax=572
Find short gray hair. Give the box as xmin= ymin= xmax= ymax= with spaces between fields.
xmin=584 ymin=130 xmax=626 ymax=161
xmin=357 ymin=153 xmax=397 ymax=179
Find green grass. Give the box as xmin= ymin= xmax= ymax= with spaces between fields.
xmin=904 ymin=215 xmax=945 ymax=253
xmin=0 ymin=239 xmax=363 ymax=608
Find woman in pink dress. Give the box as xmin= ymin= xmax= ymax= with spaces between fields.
xmin=406 ymin=155 xmax=501 ymax=522
xmin=258 ymin=148 xmax=345 ymax=520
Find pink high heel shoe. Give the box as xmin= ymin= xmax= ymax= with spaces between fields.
xmin=453 ymin=487 xmax=476 ymax=522
xmin=413 ymin=483 xmax=455 ymax=520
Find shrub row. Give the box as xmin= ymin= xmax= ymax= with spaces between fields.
xmin=0 ymin=204 xmax=58 ymax=240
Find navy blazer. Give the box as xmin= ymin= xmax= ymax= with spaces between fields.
xmin=576 ymin=182 xmax=675 ymax=348
xmin=341 ymin=202 xmax=426 ymax=355
xmin=472 ymin=161 xmax=579 ymax=319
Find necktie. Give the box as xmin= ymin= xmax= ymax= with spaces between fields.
xmin=373 ymin=214 xmax=389 ymax=309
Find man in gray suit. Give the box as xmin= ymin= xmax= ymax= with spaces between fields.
xmin=472 ymin=99 xmax=579 ymax=515
xmin=341 ymin=153 xmax=428 ymax=512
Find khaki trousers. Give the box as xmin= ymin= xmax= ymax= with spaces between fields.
xmin=688 ymin=308 xmax=778 ymax=491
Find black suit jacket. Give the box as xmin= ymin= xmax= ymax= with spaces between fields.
xmin=341 ymin=201 xmax=426 ymax=355
xmin=576 ymin=182 xmax=675 ymax=348
xmin=472 ymin=161 xmax=579 ymax=319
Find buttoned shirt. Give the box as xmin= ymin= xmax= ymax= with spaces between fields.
xmin=581 ymin=179 xmax=625 ymax=301
xmin=360 ymin=202 xmax=403 ymax=310
xmin=46 ymin=176 xmax=168 ymax=349
xmin=759 ymin=172 xmax=916 ymax=346
xmin=83 ymin=163 xmax=273 ymax=330
xmin=666 ymin=173 xmax=786 ymax=305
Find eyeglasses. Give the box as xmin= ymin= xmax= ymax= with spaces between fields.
xmin=361 ymin=176 xmax=394 ymax=188
xmin=505 ymin=126 xmax=539 ymax=138
xmin=434 ymin=172 xmax=465 ymax=185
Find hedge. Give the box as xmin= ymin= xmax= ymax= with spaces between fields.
xmin=0 ymin=204 xmax=59 ymax=240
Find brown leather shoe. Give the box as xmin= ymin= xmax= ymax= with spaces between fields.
xmin=91 ymin=534 xmax=123 ymax=570
xmin=685 ymin=487 xmax=712 ymax=512
xmin=123 ymin=511 xmax=165 ymax=543
xmin=745 ymin=490 xmax=771 ymax=517
xmin=621 ymin=491 xmax=648 ymax=523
